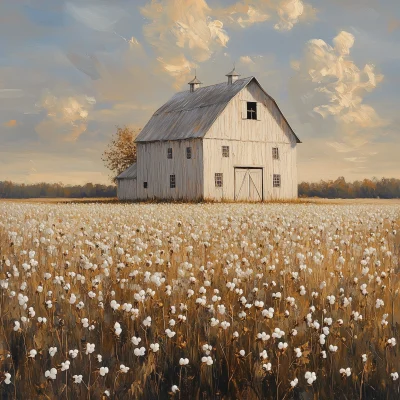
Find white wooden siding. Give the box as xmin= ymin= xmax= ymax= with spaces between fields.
xmin=136 ymin=139 xmax=203 ymax=200
xmin=123 ymin=79 xmax=298 ymax=202
xmin=203 ymin=80 xmax=297 ymax=201
xmin=203 ymin=139 xmax=297 ymax=200
xmin=117 ymin=179 xmax=137 ymax=200
xmin=205 ymin=80 xmax=297 ymax=144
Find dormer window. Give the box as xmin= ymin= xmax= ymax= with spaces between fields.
xmin=247 ymin=102 xmax=257 ymax=120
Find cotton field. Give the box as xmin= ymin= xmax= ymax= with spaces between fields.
xmin=0 ymin=202 xmax=399 ymax=400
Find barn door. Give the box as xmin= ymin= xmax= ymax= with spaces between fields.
xmin=234 ymin=169 xmax=249 ymax=201
xmin=235 ymin=168 xmax=263 ymax=201
xmin=249 ymin=169 xmax=262 ymax=201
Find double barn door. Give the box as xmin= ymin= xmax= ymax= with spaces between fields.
xmin=234 ymin=168 xmax=263 ymax=201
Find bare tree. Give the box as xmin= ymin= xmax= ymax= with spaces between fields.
xmin=102 ymin=126 xmax=140 ymax=182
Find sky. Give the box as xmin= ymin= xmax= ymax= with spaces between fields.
xmin=0 ymin=0 xmax=399 ymax=184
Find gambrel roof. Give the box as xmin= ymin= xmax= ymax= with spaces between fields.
xmin=135 ymin=77 xmax=301 ymax=144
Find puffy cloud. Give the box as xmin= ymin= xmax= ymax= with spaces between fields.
xmin=139 ymin=0 xmax=316 ymax=86
xmin=236 ymin=6 xmax=270 ymax=28
xmin=157 ymin=55 xmax=197 ymax=89
xmin=274 ymin=0 xmax=305 ymax=31
xmin=141 ymin=0 xmax=229 ymax=86
xmin=36 ymin=92 xmax=95 ymax=142
xmin=290 ymin=31 xmax=386 ymax=153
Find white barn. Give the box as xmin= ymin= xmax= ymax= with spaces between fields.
xmin=117 ymin=70 xmax=301 ymax=202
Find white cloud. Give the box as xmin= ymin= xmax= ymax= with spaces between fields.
xmin=36 ymin=91 xmax=95 ymax=142
xmin=141 ymin=0 xmax=229 ymax=86
xmin=274 ymin=0 xmax=305 ymax=31
xmin=236 ymin=6 xmax=270 ymax=28
xmin=139 ymin=0 xmax=316 ymax=87
xmin=290 ymin=31 xmax=386 ymax=153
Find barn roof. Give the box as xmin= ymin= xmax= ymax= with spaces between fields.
xmin=116 ymin=163 xmax=137 ymax=180
xmin=135 ymin=77 xmax=301 ymax=143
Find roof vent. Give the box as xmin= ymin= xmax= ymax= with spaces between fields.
xmin=188 ymin=75 xmax=202 ymax=92
xmin=226 ymin=67 xmax=240 ymax=84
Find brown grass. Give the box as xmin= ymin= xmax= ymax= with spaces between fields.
xmin=0 ymin=202 xmax=399 ymax=399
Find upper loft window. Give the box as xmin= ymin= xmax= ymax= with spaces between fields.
xmin=222 ymin=146 xmax=229 ymax=157
xmin=167 ymin=148 xmax=173 ymax=159
xmin=272 ymin=147 xmax=279 ymax=160
xmin=186 ymin=147 xmax=192 ymax=159
xmin=247 ymin=102 xmax=257 ymax=120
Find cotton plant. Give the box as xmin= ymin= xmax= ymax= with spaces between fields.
xmin=0 ymin=202 xmax=399 ymax=398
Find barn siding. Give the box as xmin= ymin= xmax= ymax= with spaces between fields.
xmin=203 ymin=80 xmax=297 ymax=201
xmin=136 ymin=139 xmax=203 ymax=200
xmin=203 ymin=140 xmax=296 ymax=200
xmin=117 ymin=179 xmax=137 ymax=200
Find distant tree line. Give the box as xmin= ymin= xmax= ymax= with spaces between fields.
xmin=299 ymin=177 xmax=400 ymax=199
xmin=0 ymin=181 xmax=116 ymax=199
xmin=1 ymin=177 xmax=400 ymax=199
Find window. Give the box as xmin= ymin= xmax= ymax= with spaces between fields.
xmin=167 ymin=148 xmax=173 ymax=159
xmin=143 ymin=182 xmax=148 ymax=189
xmin=272 ymin=147 xmax=279 ymax=160
xmin=222 ymin=146 xmax=229 ymax=157
xmin=273 ymin=174 xmax=281 ymax=188
xmin=215 ymin=173 xmax=223 ymax=188
xmin=247 ymin=102 xmax=257 ymax=120
xmin=186 ymin=147 xmax=192 ymax=159
xmin=170 ymin=174 xmax=176 ymax=189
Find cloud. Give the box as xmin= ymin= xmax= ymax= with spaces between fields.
xmin=240 ymin=56 xmax=255 ymax=64
xmin=290 ymin=31 xmax=386 ymax=151
xmin=236 ymin=6 xmax=270 ymax=28
xmin=215 ymin=0 xmax=316 ymax=32
xmin=4 ymin=119 xmax=17 ymax=127
xmin=36 ymin=91 xmax=95 ymax=142
xmin=139 ymin=0 xmax=316 ymax=87
xmin=157 ymin=55 xmax=196 ymax=89
xmin=274 ymin=0 xmax=305 ymax=31
xmin=141 ymin=0 xmax=229 ymax=86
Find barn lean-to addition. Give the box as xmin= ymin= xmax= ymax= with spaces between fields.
xmin=117 ymin=69 xmax=301 ymax=201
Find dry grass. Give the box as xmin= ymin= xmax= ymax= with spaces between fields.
xmin=0 ymin=202 xmax=399 ymax=399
